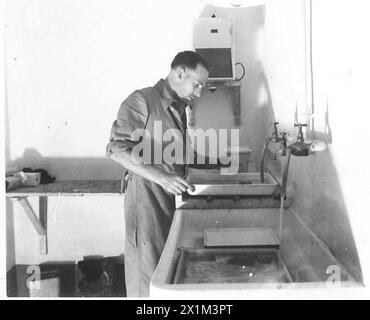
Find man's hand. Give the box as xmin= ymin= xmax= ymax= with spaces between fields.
xmin=109 ymin=149 xmax=195 ymax=195
xmin=159 ymin=172 xmax=195 ymax=196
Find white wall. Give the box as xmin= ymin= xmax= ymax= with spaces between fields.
xmin=262 ymin=0 xmax=370 ymax=284
xmin=309 ymin=0 xmax=370 ymax=285
xmin=1 ymin=0 xmax=9 ymax=297
xmin=5 ymin=0 xmax=205 ymax=178
xmin=4 ymin=0 xmax=206 ymax=265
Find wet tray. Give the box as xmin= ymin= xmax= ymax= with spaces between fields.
xmin=173 ymin=247 xmax=292 ymax=284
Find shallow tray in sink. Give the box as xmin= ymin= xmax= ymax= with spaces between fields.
xmin=172 ymin=247 xmax=292 ymax=284
xmin=186 ymin=169 xmax=279 ymax=196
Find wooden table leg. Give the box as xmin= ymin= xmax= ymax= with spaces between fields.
xmin=15 ymin=197 xmax=48 ymax=255
xmin=39 ymin=197 xmax=48 ymax=254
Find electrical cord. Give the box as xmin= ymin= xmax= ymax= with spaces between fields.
xmin=308 ymin=0 xmax=315 ymax=135
xmin=235 ymin=62 xmax=246 ymax=81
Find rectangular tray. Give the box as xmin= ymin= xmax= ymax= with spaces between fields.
xmin=204 ymin=228 xmax=280 ymax=248
xmin=173 ymin=247 xmax=292 ymax=284
xmin=186 ymin=169 xmax=279 ymax=196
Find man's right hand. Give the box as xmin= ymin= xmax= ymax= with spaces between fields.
xmin=159 ymin=172 xmax=195 ymax=196
xmin=110 ymin=150 xmax=195 ymax=196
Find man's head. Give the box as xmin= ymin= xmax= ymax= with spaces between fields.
xmin=167 ymin=51 xmax=209 ymax=103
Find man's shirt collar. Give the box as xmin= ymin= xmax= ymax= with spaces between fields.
xmin=157 ymin=79 xmax=187 ymax=112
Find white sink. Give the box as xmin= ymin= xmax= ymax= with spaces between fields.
xmin=150 ymin=208 xmax=360 ymax=298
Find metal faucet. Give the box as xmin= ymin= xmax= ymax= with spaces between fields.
xmin=266 ymin=122 xmax=327 ymax=244
xmin=279 ymin=123 xmax=326 ymax=195
xmin=286 ymin=123 xmax=311 ymax=157
xmin=271 ymin=122 xmax=282 ymax=143
xmin=276 ymin=132 xmax=288 ymax=156
xmin=260 ymin=121 xmax=326 ymax=183
xmin=286 ymin=123 xmax=327 ymax=157
xmin=260 ymin=122 xmax=284 ymax=182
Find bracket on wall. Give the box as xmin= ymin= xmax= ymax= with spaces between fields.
xmin=11 ymin=196 xmax=48 ymax=255
xmin=207 ymin=80 xmax=241 ymax=126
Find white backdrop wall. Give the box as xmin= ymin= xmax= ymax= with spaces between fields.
xmin=5 ymin=0 xmax=205 ymax=266
xmin=262 ymin=0 xmax=370 ymax=284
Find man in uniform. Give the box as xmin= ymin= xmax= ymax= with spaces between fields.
xmin=106 ymin=51 xmax=209 ymax=296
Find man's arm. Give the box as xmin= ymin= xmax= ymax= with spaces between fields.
xmin=106 ymin=91 xmax=194 ymax=195
xmin=110 ymin=149 xmax=194 ymax=195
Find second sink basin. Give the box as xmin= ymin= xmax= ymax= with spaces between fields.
xmin=186 ymin=168 xmax=279 ymax=196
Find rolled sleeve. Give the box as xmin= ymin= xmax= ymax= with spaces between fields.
xmin=106 ymin=90 xmax=149 ymax=157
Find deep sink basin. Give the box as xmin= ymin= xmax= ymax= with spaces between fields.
xmin=150 ymin=208 xmax=360 ymax=298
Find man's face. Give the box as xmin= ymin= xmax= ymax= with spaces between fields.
xmin=177 ymin=64 xmax=209 ymax=103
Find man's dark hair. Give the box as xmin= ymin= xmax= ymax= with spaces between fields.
xmin=171 ymin=51 xmax=209 ymax=72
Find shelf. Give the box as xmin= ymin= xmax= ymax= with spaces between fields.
xmin=206 ymin=80 xmax=241 ymax=88
xmin=6 ymin=180 xmax=124 ymax=197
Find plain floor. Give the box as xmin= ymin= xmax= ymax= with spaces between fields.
xmin=7 ymin=256 xmax=126 ymax=297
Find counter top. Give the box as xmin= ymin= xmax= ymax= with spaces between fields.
xmin=6 ymin=180 xmax=123 ymax=197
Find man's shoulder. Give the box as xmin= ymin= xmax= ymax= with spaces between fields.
xmin=130 ymin=79 xmax=160 ymax=94
xmin=127 ymin=81 xmax=162 ymax=104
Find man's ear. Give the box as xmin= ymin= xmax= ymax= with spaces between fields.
xmin=177 ymin=66 xmax=186 ymax=81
